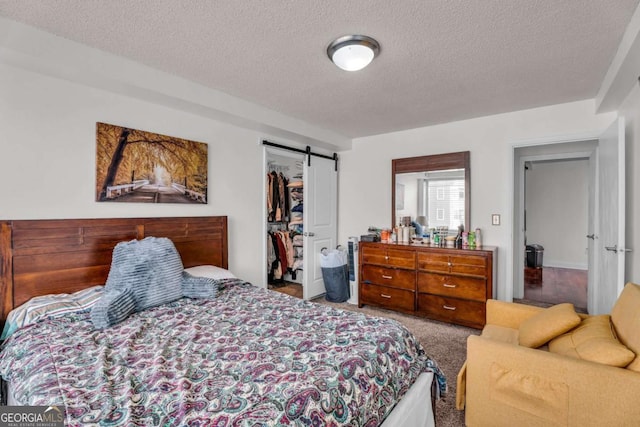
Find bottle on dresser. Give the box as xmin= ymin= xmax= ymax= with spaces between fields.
xmin=455 ymin=224 xmax=464 ymax=248
xmin=475 ymin=228 xmax=482 ymax=248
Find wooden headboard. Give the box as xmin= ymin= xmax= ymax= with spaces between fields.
xmin=0 ymin=216 xmax=228 ymax=324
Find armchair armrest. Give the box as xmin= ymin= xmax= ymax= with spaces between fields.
xmin=485 ymin=299 xmax=543 ymax=329
xmin=464 ymin=335 xmax=640 ymax=426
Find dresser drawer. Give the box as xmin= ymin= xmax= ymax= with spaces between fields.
xmin=417 ymin=294 xmax=486 ymax=328
xmin=361 ymin=265 xmax=415 ymax=290
xmin=418 ymin=252 xmax=487 ymax=276
xmin=386 ymin=248 xmax=416 ymax=269
xmin=448 ymin=254 xmax=487 ymax=276
xmin=360 ymin=283 xmax=415 ymax=312
xmin=361 ymin=246 xmax=416 ymax=269
xmin=417 ymin=253 xmax=450 ymax=273
xmin=417 ymin=273 xmax=486 ymax=301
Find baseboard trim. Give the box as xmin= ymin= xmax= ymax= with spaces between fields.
xmin=543 ymin=261 xmax=588 ymax=270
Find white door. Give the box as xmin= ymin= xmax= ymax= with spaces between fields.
xmin=594 ymin=117 xmax=626 ymax=314
xmin=303 ymin=156 xmax=338 ymax=300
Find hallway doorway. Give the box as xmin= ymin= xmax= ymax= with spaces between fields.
xmin=522 ymin=157 xmax=590 ymax=311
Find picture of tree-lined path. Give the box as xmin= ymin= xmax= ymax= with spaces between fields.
xmin=96 ymin=122 xmax=208 ymax=204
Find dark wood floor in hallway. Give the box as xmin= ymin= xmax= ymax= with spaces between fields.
xmin=523 ymin=266 xmax=588 ymax=312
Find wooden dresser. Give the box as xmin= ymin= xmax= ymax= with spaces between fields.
xmin=359 ymin=242 xmax=497 ymax=329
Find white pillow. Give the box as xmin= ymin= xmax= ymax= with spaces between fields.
xmin=1 ymin=286 xmax=104 ymax=339
xmin=184 ymin=265 xmax=236 ymax=280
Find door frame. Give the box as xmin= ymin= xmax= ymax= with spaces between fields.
xmin=507 ymin=131 xmax=601 ymax=302
xmin=514 ymin=151 xmax=593 ymax=300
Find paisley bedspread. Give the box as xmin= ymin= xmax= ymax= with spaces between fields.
xmin=0 ymin=279 xmax=445 ymax=426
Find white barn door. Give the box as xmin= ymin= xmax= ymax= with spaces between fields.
xmin=303 ymin=156 xmax=337 ymax=300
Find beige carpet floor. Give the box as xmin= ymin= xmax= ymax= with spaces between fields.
xmin=313 ymin=298 xmax=479 ymax=427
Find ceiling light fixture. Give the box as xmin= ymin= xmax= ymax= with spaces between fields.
xmin=327 ymin=35 xmax=380 ymax=72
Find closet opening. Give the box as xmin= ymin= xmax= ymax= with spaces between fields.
xmin=265 ymin=147 xmax=305 ymax=298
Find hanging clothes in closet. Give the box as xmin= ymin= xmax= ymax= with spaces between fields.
xmin=267 ymin=229 xmax=295 ymax=283
xmin=267 ymin=170 xmax=290 ymax=222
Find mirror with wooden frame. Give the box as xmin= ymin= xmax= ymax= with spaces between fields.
xmin=392 ymin=151 xmax=470 ymax=234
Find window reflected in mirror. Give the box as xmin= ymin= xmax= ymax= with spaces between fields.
xmin=395 ymin=169 xmax=465 ymax=231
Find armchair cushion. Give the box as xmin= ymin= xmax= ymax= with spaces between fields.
xmin=481 ymin=324 xmax=519 ymax=345
xmin=486 ymin=299 xmax=542 ymax=329
xmin=549 ymin=315 xmax=635 ymax=367
xmin=518 ymin=303 xmax=581 ymax=348
xmin=611 ymin=282 xmax=640 ymax=371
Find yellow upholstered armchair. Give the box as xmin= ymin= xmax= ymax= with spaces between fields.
xmin=456 ymin=282 xmax=640 ymax=426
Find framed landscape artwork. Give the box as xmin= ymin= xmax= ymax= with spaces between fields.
xmin=96 ymin=122 xmax=208 ymax=204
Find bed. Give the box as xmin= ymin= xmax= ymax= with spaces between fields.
xmin=0 ymin=216 xmax=444 ymax=426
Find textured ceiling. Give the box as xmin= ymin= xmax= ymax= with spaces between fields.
xmin=0 ymin=0 xmax=638 ymax=138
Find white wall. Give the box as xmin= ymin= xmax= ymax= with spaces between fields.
xmin=338 ymin=100 xmax=616 ymax=300
xmin=525 ymin=160 xmax=588 ymax=269
xmin=0 ymin=63 xmax=289 ymax=287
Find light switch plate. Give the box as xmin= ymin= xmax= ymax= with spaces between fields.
xmin=491 ymin=214 xmax=501 ymax=226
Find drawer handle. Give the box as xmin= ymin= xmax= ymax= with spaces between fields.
xmin=385 ymin=255 xmax=389 ymax=260
xmin=382 ymin=275 xmax=393 ymax=279
xmin=443 ymin=305 xmax=457 ymax=311
xmin=443 ymin=284 xmax=456 ymax=288
xmin=448 ymin=262 xmax=452 ymax=267
xmin=380 ymin=294 xmax=392 ymax=299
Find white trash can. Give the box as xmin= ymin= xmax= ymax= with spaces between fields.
xmin=320 ymin=247 xmax=350 ymax=302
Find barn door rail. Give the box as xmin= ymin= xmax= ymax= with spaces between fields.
xmin=262 ymin=140 xmax=338 ymax=171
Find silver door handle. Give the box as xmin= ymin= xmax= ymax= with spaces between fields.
xmin=586 ymin=234 xmax=595 ymax=240
xmin=303 ymin=232 xmax=315 ymax=237
xmin=605 ymin=245 xmax=633 ymax=253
